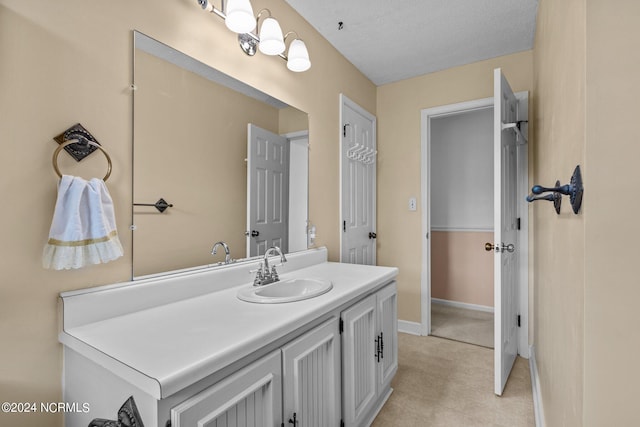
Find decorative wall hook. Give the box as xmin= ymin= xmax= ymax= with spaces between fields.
xmin=526 ymin=165 xmax=583 ymax=214
xmin=526 ymin=181 xmax=562 ymax=214
xmin=88 ymin=396 xmax=144 ymax=427
xmin=133 ymin=198 xmax=173 ymax=213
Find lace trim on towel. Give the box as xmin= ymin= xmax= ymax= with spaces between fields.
xmin=42 ymin=233 xmax=123 ymax=270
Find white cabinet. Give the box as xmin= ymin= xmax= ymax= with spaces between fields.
xmin=341 ymin=282 xmax=397 ymax=427
xmin=282 ymin=317 xmax=341 ymax=427
xmin=170 ymin=350 xmax=282 ymax=426
xmin=171 ymin=317 xmax=341 ymax=427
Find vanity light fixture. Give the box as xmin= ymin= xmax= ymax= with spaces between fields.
xmin=196 ymin=0 xmax=311 ymax=72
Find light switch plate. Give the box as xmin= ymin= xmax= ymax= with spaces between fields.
xmin=409 ymin=197 xmax=417 ymax=211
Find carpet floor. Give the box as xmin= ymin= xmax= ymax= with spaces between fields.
xmin=431 ymin=302 xmax=494 ymax=348
xmin=371 ymin=333 xmax=535 ymax=427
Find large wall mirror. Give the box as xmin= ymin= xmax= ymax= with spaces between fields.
xmin=133 ymin=31 xmax=309 ymax=278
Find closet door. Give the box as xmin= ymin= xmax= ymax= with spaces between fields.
xmin=340 ymin=94 xmax=377 ymax=265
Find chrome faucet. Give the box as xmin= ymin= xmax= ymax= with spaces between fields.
xmin=252 ymin=246 xmax=287 ymax=286
xmin=211 ymin=241 xmax=231 ymax=264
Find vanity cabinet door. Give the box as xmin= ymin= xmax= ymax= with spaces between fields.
xmin=282 ymin=317 xmax=341 ymax=427
xmin=376 ymin=282 xmax=398 ymax=393
xmin=341 ymin=294 xmax=378 ymax=427
xmin=342 ymin=282 xmax=398 ymax=427
xmin=170 ymin=350 xmax=282 ymax=427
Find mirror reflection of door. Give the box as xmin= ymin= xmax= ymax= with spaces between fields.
xmin=247 ymin=124 xmax=289 ymax=257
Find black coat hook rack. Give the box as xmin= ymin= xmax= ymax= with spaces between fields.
xmin=526 ymin=165 xmax=583 ymax=214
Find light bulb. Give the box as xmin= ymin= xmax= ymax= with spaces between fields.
xmin=225 ymin=0 xmax=256 ymax=34
xmin=286 ymin=39 xmax=311 ymax=72
xmin=258 ymin=17 xmax=285 ymax=55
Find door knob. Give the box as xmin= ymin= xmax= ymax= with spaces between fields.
xmin=245 ymin=230 xmax=260 ymax=237
xmin=485 ymin=242 xmax=515 ymax=253
xmin=502 ymin=243 xmax=515 ymax=253
xmin=369 ymin=232 xmax=377 ymax=239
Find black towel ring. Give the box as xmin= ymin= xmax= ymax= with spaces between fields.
xmin=52 ymin=139 xmax=112 ymax=181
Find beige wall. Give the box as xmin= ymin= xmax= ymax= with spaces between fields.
xmin=534 ymin=0 xmax=640 ymax=425
xmin=0 ymin=1 xmax=375 ymax=425
xmin=431 ymin=231 xmax=494 ymax=307
xmin=532 ymin=0 xmax=586 ymax=424
xmin=583 ymin=0 xmax=640 ymax=425
xmin=376 ymin=51 xmax=533 ymax=323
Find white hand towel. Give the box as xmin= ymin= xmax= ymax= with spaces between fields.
xmin=43 ymin=175 xmax=124 ymax=270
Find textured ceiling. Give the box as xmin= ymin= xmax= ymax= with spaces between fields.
xmin=284 ymin=0 xmax=539 ymax=85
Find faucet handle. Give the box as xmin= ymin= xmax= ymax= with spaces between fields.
xmin=270 ymin=265 xmax=279 ymax=282
xmin=251 ymin=264 xmax=265 ymax=286
xmin=249 ymin=262 xmax=264 ymax=274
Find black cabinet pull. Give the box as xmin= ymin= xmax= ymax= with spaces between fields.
xmin=288 ymin=412 xmax=298 ymax=426
xmin=374 ymin=336 xmax=380 ymax=362
xmin=379 ymin=332 xmax=384 ymax=360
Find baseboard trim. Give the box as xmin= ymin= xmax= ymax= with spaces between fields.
xmin=529 ymin=345 xmax=545 ymax=427
xmin=432 ymin=298 xmax=494 ymax=313
xmin=398 ymin=320 xmax=422 ymax=336
xmin=364 ymin=387 xmax=393 ymax=427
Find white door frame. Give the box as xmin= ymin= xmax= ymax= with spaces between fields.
xmin=339 ymin=94 xmax=377 ymax=264
xmin=420 ymin=95 xmax=529 ymax=357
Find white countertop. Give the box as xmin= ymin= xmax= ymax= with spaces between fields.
xmin=60 ymin=259 xmax=398 ymax=399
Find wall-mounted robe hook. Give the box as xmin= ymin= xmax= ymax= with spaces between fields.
xmin=526 ymin=165 xmax=583 ymax=214
xmin=526 ymin=181 xmax=562 ymax=214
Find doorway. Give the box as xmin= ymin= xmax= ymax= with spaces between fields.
xmin=420 ymin=94 xmax=529 ymax=352
xmin=429 ymin=106 xmax=495 ymax=348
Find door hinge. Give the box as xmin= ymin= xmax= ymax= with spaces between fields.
xmin=339 ymin=318 xmax=344 ymax=334
xmin=343 ymin=220 xmax=346 ymax=232
xmin=517 ymin=217 xmax=521 ymax=230
xmin=517 ymin=314 xmax=521 ymax=327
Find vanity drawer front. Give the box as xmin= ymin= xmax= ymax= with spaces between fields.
xmin=170 ymin=350 xmax=282 ymax=427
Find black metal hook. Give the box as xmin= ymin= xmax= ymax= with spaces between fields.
xmin=133 ymin=198 xmax=173 ymax=213
xmin=526 ymin=165 xmax=583 ymax=214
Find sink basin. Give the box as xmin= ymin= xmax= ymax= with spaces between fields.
xmin=237 ymin=278 xmax=333 ymax=304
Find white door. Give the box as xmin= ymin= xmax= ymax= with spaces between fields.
xmin=493 ymin=68 xmax=519 ymax=396
xmin=340 ymin=94 xmax=377 ymax=265
xmin=247 ymin=124 xmax=289 ymax=257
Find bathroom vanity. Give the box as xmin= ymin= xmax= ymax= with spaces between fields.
xmin=59 ymin=248 xmax=398 ymax=427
